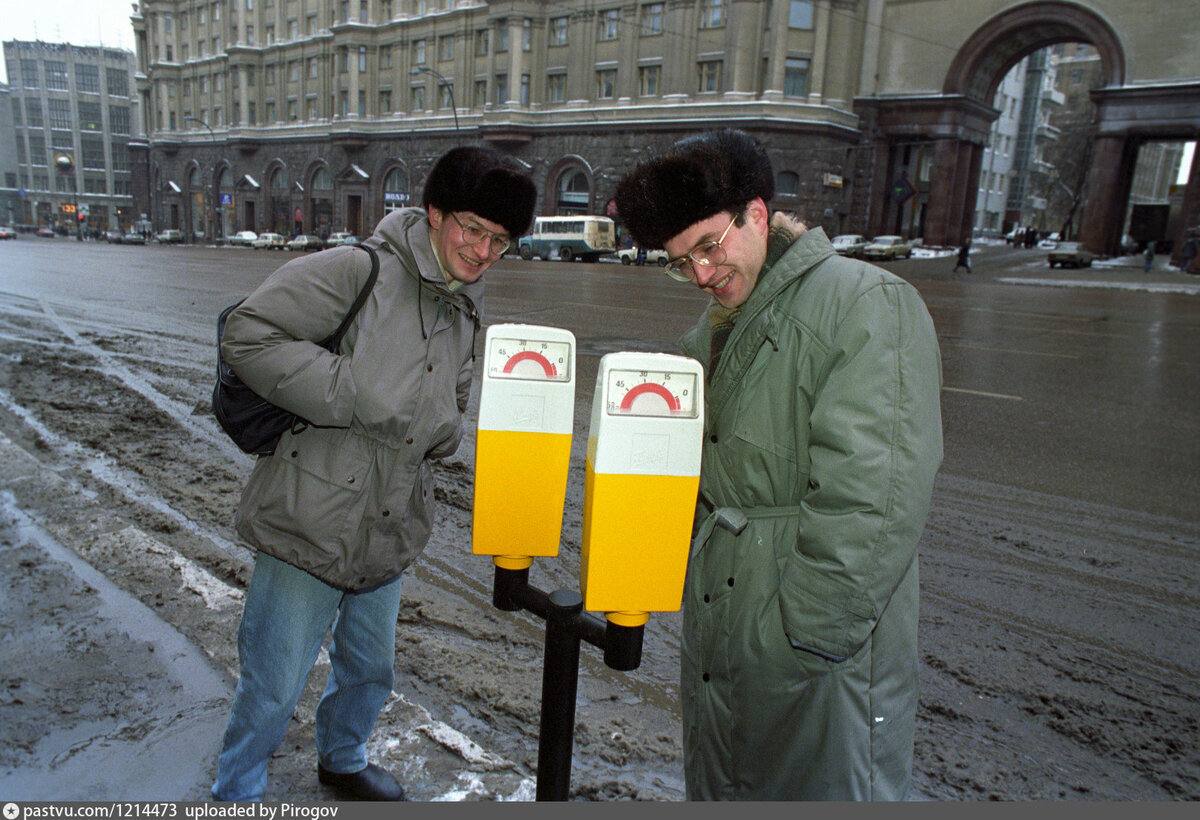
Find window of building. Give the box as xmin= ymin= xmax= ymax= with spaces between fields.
xmin=359 ymin=47 xmax=368 ymax=72
xmin=642 ymin=3 xmax=663 ymax=35
xmin=549 ymin=17 xmax=568 ymax=46
xmin=776 ymin=171 xmax=799 ymax=195
xmin=596 ymin=68 xmax=616 ymax=99
xmin=215 ymin=73 xmax=224 ymax=91
xmin=78 ymin=101 xmax=102 ymax=130
xmin=265 ymin=65 xmax=276 ymax=85
xmin=109 ymin=105 xmax=130 ymax=134
xmin=698 ymin=60 xmax=721 ymax=93
xmin=307 ymin=96 xmax=319 ymax=119
xmin=599 ymin=9 xmax=620 ymax=41
xmin=380 ymin=46 xmax=392 ymax=69
xmin=494 ymin=73 xmax=508 ymax=104
xmin=76 ymin=64 xmax=100 ymax=93
xmin=411 ymin=85 xmax=425 ymax=111
xmin=474 ymin=79 xmax=488 ymax=107
xmin=265 ymin=100 xmax=275 ymax=121
xmin=288 ymin=99 xmax=298 ymax=120
xmin=475 ymin=29 xmax=489 ymax=57
xmin=28 ymin=135 xmax=47 ymax=165
xmin=440 ymin=34 xmax=454 ymax=61
xmin=383 ymin=167 xmax=410 ymax=213
xmin=25 ymin=99 xmax=43 ymax=128
xmin=339 ymin=49 xmax=349 ymax=73
xmin=438 ymin=82 xmax=453 ymax=109
xmin=248 ymin=101 xmax=257 ymax=124
xmin=360 ymin=0 xmax=368 ymax=23
xmin=310 ymin=57 xmax=320 ymax=78
xmin=266 ymin=25 xmax=274 ymax=44
xmin=546 ymin=73 xmax=565 ymax=103
xmin=48 ymin=99 xmax=72 ymax=130
xmin=247 ymin=67 xmax=257 ymax=87
xmin=82 ymin=138 xmax=106 ymax=170
xmin=414 ymin=39 xmax=427 ymax=64
xmin=340 ymin=90 xmax=349 ymax=117
xmin=784 ymin=57 xmax=809 ymax=97
xmin=523 ymin=19 xmax=532 ymax=51
xmin=497 ymin=21 xmax=509 ymax=53
xmin=246 ymin=25 xmax=255 ymax=45
xmin=10 ymin=98 xmax=21 ymax=126
xmin=789 ymin=0 xmax=814 ymax=29
xmin=700 ymin=0 xmax=725 ymax=29
xmin=46 ymin=61 xmax=69 ymax=91
xmin=21 ymin=59 xmax=39 ymax=88
xmin=638 ymin=64 xmax=660 ymax=96
xmin=520 ymin=73 xmax=530 ymax=106
xmin=106 ymin=68 xmax=129 ymax=96
xmin=379 ymin=90 xmax=392 ymax=113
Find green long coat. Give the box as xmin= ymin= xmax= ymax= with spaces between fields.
xmin=677 ymin=228 xmax=943 ymax=800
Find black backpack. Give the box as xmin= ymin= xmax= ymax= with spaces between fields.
xmin=212 ymin=244 xmax=379 ymax=455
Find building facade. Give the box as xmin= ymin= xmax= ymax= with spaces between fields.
xmin=129 ymin=0 xmax=1200 ymax=253
xmin=2 ymin=40 xmax=142 ymax=234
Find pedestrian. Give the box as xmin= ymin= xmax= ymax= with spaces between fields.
xmin=1179 ymin=231 xmax=1198 ymax=274
xmin=210 ymin=146 xmax=536 ymax=802
xmin=1144 ymin=240 xmax=1156 ymax=273
xmin=953 ymin=238 xmax=972 ymax=274
xmin=614 ymin=129 xmax=943 ymax=801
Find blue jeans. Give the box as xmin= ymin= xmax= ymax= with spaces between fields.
xmin=211 ymin=552 xmax=404 ymax=802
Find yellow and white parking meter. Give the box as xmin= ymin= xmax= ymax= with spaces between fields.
xmin=581 ymin=352 xmax=704 ymax=625
xmin=473 ymin=324 xmax=576 ymax=570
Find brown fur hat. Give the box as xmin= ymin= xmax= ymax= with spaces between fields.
xmin=423 ymin=146 xmax=537 ymax=237
xmin=614 ymin=129 xmax=774 ymax=250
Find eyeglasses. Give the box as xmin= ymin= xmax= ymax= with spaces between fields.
xmin=663 ymin=214 xmax=739 ymax=282
xmin=450 ymin=211 xmax=511 ymax=257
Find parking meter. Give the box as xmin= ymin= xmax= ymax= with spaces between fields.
xmin=472 ymin=324 xmax=576 ymax=570
xmin=581 ymin=352 xmax=704 ymax=624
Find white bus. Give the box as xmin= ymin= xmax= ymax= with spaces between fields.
xmin=517 ymin=216 xmax=616 ymax=262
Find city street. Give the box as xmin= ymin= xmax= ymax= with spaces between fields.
xmin=0 ymin=236 xmax=1197 ymax=800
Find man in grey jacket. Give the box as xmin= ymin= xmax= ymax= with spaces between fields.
xmin=211 ymin=147 xmax=536 ymax=801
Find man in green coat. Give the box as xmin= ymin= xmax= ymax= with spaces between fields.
xmin=615 ymin=130 xmax=943 ymax=800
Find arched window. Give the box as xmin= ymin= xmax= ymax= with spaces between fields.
xmin=310 ymin=166 xmax=333 ymax=236
xmin=269 ymin=168 xmax=290 ymax=234
xmin=556 ymin=168 xmax=590 ymax=215
xmin=777 ymin=171 xmax=800 ymax=196
xmin=383 ymin=167 xmax=410 ymax=214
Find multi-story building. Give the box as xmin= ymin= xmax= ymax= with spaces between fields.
xmin=3 ymin=40 xmax=142 ymax=234
xmin=132 ymin=0 xmax=877 ymax=242
xmin=1003 ymin=48 xmax=1063 ymax=234
xmin=973 ymin=62 xmax=1025 ymax=237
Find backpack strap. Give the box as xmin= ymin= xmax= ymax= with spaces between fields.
xmin=320 ymin=244 xmax=379 ymax=349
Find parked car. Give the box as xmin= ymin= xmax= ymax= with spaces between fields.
xmin=830 ymin=234 xmax=868 ymax=258
xmin=324 ymin=231 xmax=359 ymax=247
xmin=104 ymin=230 xmax=124 ymax=243
xmin=287 ymin=233 xmax=325 ymax=251
xmin=0 ymin=226 xmax=16 ymax=240
xmin=36 ymin=227 xmax=56 ymax=238
xmin=862 ymin=235 xmax=913 ymax=260
xmin=1047 ymin=241 xmax=1094 ymax=268
xmin=122 ymin=232 xmax=146 ymax=245
xmin=154 ymin=229 xmax=184 ymax=244
xmin=226 ymin=230 xmax=259 ymax=247
xmin=252 ymin=232 xmax=287 ymax=250
xmin=616 ymin=246 xmax=668 ymax=266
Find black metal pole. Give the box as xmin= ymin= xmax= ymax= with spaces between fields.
xmin=490 ymin=564 xmax=646 ymax=801
xmin=537 ymin=589 xmax=583 ymax=801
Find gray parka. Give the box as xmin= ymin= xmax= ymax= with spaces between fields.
xmin=221 ymin=208 xmax=480 ymax=590
xmin=678 ymin=227 xmax=943 ymax=800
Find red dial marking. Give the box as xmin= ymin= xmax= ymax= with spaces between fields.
xmin=503 ymin=350 xmax=557 ymax=377
xmin=619 ymin=382 xmax=680 ymax=411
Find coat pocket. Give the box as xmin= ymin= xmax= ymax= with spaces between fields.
xmin=242 ymin=428 xmax=371 ymax=563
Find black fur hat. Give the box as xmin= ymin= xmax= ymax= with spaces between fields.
xmin=614 ymin=129 xmax=774 ymax=250
xmin=423 ymin=146 xmax=538 ymax=237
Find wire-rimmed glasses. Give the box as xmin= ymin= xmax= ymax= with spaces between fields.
xmin=663 ymin=214 xmax=739 ymax=282
xmin=450 ymin=211 xmax=511 ymax=257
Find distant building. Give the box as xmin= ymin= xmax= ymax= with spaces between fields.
xmin=3 ymin=40 xmax=142 ymax=233
xmin=974 ymin=63 xmax=1026 ymax=237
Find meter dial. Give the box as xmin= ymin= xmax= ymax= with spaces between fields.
xmin=606 ymin=368 xmax=699 ymax=418
xmin=486 ymin=335 xmax=572 ymax=382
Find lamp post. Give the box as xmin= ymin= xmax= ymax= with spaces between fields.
xmin=54 ymin=153 xmax=82 ymax=241
xmin=411 ymin=66 xmax=460 ymax=137
xmin=185 ymin=116 xmax=217 ymax=243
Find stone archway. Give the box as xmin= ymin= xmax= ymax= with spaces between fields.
xmin=859 ymin=2 xmax=1133 ymax=249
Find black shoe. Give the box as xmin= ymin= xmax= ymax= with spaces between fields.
xmin=317 ymin=763 xmax=407 ymax=801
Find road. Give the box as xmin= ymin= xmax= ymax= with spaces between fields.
xmin=0 ymin=236 xmax=1197 ymax=800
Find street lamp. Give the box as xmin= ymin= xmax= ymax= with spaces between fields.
xmin=185 ymin=116 xmax=217 ymax=243
xmin=411 ymin=66 xmax=460 ymax=137
xmin=54 ymin=152 xmax=83 ymax=242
